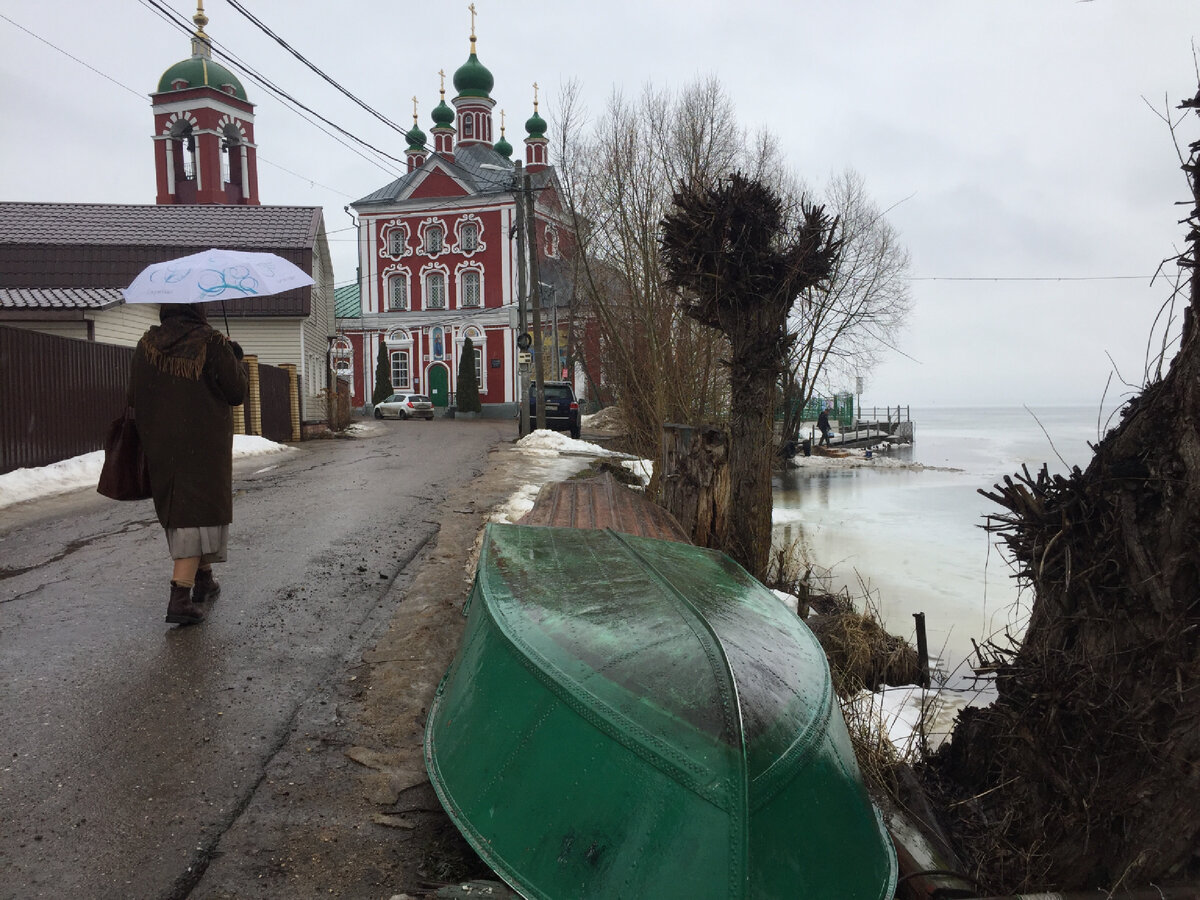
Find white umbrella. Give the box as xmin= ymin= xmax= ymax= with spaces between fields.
xmin=122 ymin=248 xmax=313 ymax=305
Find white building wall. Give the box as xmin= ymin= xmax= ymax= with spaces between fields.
xmin=90 ymin=303 xmax=161 ymax=346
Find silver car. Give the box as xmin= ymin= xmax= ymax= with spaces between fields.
xmin=374 ymin=393 xmax=435 ymax=420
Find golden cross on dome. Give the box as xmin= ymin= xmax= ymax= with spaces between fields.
xmin=438 ymin=69 xmax=446 ymax=96
xmin=412 ymin=96 xmax=419 ymax=122
xmin=533 ymin=81 xmax=540 ymax=110
xmin=500 ymin=109 xmax=506 ymax=133
xmin=468 ymin=3 xmax=477 ymax=39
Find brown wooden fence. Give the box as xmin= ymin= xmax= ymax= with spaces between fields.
xmin=1 ymin=325 xmax=132 ymax=475
xmin=1 ymin=325 xmax=301 ymax=477
xmin=258 ymin=362 xmax=292 ymax=443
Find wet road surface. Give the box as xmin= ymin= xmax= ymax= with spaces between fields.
xmin=0 ymin=418 xmax=512 ymax=899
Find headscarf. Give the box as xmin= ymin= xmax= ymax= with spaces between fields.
xmin=139 ymin=304 xmax=213 ymax=379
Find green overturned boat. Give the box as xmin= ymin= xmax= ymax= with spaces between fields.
xmin=425 ymin=524 xmax=897 ymax=899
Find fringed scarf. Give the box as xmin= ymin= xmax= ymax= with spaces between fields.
xmin=139 ymin=304 xmax=214 ymax=380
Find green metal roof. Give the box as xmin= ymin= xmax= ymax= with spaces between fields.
xmin=157 ymin=56 xmax=247 ymax=101
xmin=334 ymin=282 xmax=360 ymax=318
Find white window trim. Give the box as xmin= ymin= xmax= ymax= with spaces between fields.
xmin=387 ymin=271 xmax=409 ymax=311
xmin=381 ymin=221 xmax=410 ymax=259
xmin=454 ymin=215 xmax=485 ymax=256
xmin=455 ymin=264 xmax=484 ymax=309
xmin=417 ymin=217 xmax=449 ymax=257
xmin=390 ymin=349 xmax=411 ymax=391
xmin=380 ymin=263 xmax=411 ymax=313
xmin=421 ymin=264 xmax=450 ymax=311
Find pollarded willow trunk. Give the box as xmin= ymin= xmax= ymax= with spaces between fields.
xmin=660 ymin=174 xmax=840 ymax=582
xmin=725 ymin=327 xmax=782 ymax=580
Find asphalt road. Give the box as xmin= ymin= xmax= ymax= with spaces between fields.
xmin=0 ymin=417 xmax=513 ymax=900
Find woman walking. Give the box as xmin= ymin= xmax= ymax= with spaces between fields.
xmin=129 ymin=303 xmax=247 ymax=625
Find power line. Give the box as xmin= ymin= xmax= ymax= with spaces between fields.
xmin=909 ymin=275 xmax=1153 ymax=282
xmin=2 ymin=9 xmax=365 ymax=198
xmin=136 ymin=0 xmax=407 ymax=178
xmin=224 ymin=0 xmax=407 ymax=136
xmin=0 ymin=12 xmax=145 ymax=100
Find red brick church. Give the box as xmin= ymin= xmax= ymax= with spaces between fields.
xmin=337 ymin=14 xmax=579 ymax=414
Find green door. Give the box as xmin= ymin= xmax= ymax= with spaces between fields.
xmin=429 ymin=365 xmax=449 ymax=408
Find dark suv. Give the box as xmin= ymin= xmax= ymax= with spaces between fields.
xmin=529 ymin=381 xmax=581 ymax=439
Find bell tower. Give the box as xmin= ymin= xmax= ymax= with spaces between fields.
xmin=152 ymin=2 xmax=259 ymax=205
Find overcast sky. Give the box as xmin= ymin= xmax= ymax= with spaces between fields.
xmin=2 ymin=1 xmax=1195 ymax=407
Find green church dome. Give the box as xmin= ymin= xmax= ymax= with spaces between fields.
xmin=431 ymin=98 xmax=455 ymax=128
xmin=157 ymin=56 xmax=247 ymax=101
xmin=525 ymin=108 xmax=547 ymax=140
xmin=453 ymin=52 xmax=494 ymax=99
xmin=493 ymin=133 xmax=513 ymax=159
xmin=406 ymin=122 xmax=427 ymax=150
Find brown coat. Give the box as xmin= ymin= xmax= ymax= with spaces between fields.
xmin=129 ymin=311 xmax=248 ymax=529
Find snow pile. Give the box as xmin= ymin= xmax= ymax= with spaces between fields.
xmin=581 ymin=405 xmax=624 ymax=431
xmin=0 ymin=436 xmax=291 ymax=511
xmin=621 ymin=458 xmax=654 ymax=486
xmin=488 ymin=483 xmax=542 ymax=524
xmin=516 ymin=429 xmax=625 ymax=457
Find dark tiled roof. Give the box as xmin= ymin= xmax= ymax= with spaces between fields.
xmin=334 ymin=282 xmax=361 ymax=318
xmin=353 ymin=144 xmax=526 ymax=206
xmin=0 ymin=287 xmax=123 ymax=310
xmin=0 ymin=202 xmax=322 ymax=248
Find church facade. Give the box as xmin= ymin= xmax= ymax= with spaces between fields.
xmin=339 ymin=20 xmax=576 ymax=414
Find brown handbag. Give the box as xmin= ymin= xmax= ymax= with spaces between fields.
xmin=97 ymin=407 xmax=153 ymax=501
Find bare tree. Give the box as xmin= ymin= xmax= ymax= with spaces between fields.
xmin=781 ymin=170 xmax=912 ymax=444
xmin=554 ymin=77 xmax=771 ymax=459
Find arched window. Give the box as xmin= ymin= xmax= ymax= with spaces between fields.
xmin=220 ymin=124 xmax=243 ymax=188
xmin=460 ymin=270 xmax=481 ymax=307
xmin=424 ymin=225 xmax=443 ymax=255
xmin=545 ymin=224 xmax=560 ymax=258
xmin=460 ymin=222 xmax=479 ymax=252
xmin=425 ymin=272 xmax=446 ymax=309
xmin=390 ymin=350 xmax=411 ymax=390
xmin=388 ymin=273 xmax=408 ymax=311
xmin=463 ymin=116 xmax=474 ymax=139
xmin=388 ymin=227 xmax=407 ymax=257
xmin=172 ymin=121 xmax=196 ymax=181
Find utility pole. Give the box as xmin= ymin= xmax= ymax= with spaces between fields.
xmin=513 ymin=162 xmax=530 ymax=437
xmin=525 ymin=171 xmax=546 ymax=430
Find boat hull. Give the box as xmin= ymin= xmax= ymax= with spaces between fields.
xmin=425 ymin=524 xmax=897 ymax=899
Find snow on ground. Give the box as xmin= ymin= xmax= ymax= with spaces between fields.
xmin=0 ymin=435 xmax=292 ymax=511
xmin=846 ymin=683 xmax=978 ymax=755
xmin=773 ymin=589 xmax=801 ymax=615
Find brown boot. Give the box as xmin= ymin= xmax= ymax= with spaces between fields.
xmin=192 ymin=567 xmax=221 ymax=605
xmin=165 ymin=581 xmax=205 ymax=625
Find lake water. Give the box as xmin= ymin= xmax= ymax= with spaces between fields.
xmin=772 ymin=405 xmax=1122 ymax=688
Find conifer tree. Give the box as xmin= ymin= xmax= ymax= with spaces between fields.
xmin=456 ymin=337 xmax=482 ymax=413
xmin=372 ymin=342 xmax=393 ymax=405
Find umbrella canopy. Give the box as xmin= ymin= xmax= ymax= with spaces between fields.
xmin=121 ymin=248 xmax=313 ymax=305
